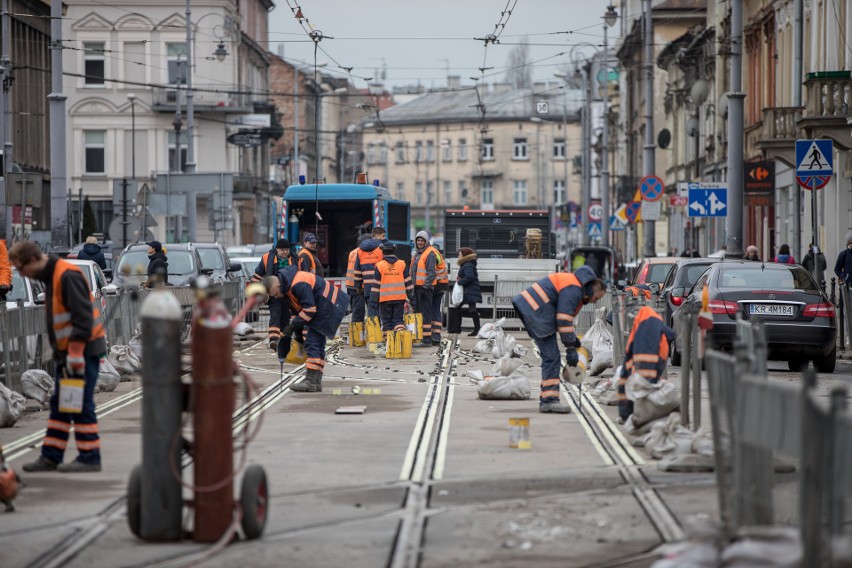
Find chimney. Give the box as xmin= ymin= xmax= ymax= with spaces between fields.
xmin=447 ymin=75 xmax=460 ymax=89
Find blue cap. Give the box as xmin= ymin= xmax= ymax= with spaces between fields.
xmin=302 ymin=232 xmax=318 ymax=244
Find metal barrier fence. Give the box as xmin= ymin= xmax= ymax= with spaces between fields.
xmin=705 ymin=320 xmax=851 ymax=565
xmin=0 ymin=281 xmax=244 ymax=391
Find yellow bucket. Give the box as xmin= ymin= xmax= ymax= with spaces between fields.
xmin=366 ymin=316 xmax=383 ymax=344
xmin=285 ymin=341 xmax=308 ymax=364
xmin=404 ymin=313 xmax=423 ymax=341
xmin=386 ymin=330 xmax=413 ymax=359
xmin=349 ymin=321 xmax=366 ymax=347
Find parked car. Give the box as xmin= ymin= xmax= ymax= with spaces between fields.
xmin=671 ymin=261 xmax=836 ymax=372
xmin=628 ymin=257 xmax=678 ymax=287
xmin=226 ymin=245 xmax=253 ymax=257
xmin=660 ymin=257 xmax=722 ymax=328
xmin=66 ymin=259 xmax=110 ymax=312
xmin=566 ymin=245 xmax=618 ymax=285
xmin=113 ymin=243 xmax=203 ymax=288
xmin=250 ymin=243 xmax=274 ymax=256
xmin=194 ymin=243 xmax=243 ymax=283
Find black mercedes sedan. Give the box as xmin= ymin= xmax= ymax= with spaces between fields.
xmin=671 ymin=260 xmax=836 ymax=373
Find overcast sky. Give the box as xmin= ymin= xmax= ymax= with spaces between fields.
xmin=267 ymin=1 xmax=611 ymax=90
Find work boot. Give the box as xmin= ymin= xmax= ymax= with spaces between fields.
xmin=22 ymin=456 xmax=58 ymax=472
xmin=539 ymin=401 xmax=572 ymax=414
xmin=291 ymin=369 xmax=322 ymax=392
xmin=415 ymin=338 xmax=433 ymax=348
xmin=58 ymin=460 xmax=101 ymax=473
xmin=431 ymin=335 xmax=442 ymax=346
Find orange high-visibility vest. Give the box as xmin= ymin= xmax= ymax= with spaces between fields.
xmin=415 ymin=246 xmax=440 ymax=286
xmin=345 ymin=248 xmax=358 ymax=288
xmin=435 ymin=251 xmax=448 ymax=285
xmin=375 ymin=259 xmax=408 ymax=302
xmin=52 ymin=260 xmax=105 ymax=351
xmin=298 ymin=249 xmax=316 ymax=273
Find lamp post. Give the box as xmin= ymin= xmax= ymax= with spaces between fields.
xmin=127 ymin=93 xmax=136 ymax=180
xmin=601 ymin=4 xmax=618 ymax=247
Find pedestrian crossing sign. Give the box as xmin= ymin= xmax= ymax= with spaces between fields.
xmin=796 ymin=139 xmax=833 ymax=177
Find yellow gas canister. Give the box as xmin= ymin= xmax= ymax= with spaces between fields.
xmin=349 ymin=321 xmax=366 ymax=347
xmin=386 ymin=330 xmax=413 ymax=359
xmin=366 ymin=316 xmax=383 ymax=345
xmin=404 ymin=313 xmax=423 ymax=341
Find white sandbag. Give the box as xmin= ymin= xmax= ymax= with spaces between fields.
xmin=625 ymin=413 xmax=670 ymax=437
xmin=477 ymin=317 xmax=506 ymax=339
xmin=233 ymin=321 xmax=254 ymax=337
xmin=473 ymin=339 xmax=494 ymax=354
xmin=96 ymin=356 xmax=121 ymax=392
xmin=109 ymin=345 xmax=142 ymax=376
xmin=722 ymin=527 xmax=801 ymax=567
xmin=491 ymin=354 xmax=524 ymax=376
xmin=582 ymin=307 xmax=614 ymax=376
xmin=451 ymin=282 xmax=464 ymax=307
xmin=493 ymin=332 xmax=516 ymax=358
xmin=650 ymin=541 xmax=719 ymax=568
xmin=0 ymin=381 xmax=26 ymax=427
xmin=128 ymin=334 xmax=143 ymax=360
xmin=644 ymin=412 xmax=694 ymax=459
xmin=477 ymin=372 xmax=531 ymax=400
xmin=467 ymin=369 xmax=487 ymax=385
xmin=21 ymin=369 xmax=54 ymax=406
xmin=691 ymin=427 xmax=714 ymax=457
xmin=625 ymin=373 xmax=679 ymax=427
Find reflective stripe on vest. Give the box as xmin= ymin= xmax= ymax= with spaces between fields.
xmin=52 ymin=259 xmax=105 ymax=351
xmin=435 ymin=251 xmax=448 ymax=284
xmin=287 ymin=271 xmax=317 ymax=312
xmin=376 ymin=259 xmax=408 ymax=302
xmin=415 ymin=246 xmax=439 ymax=286
xmin=345 ymin=249 xmax=358 ymax=288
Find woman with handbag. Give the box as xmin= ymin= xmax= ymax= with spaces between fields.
xmin=450 ymin=247 xmax=482 ymax=336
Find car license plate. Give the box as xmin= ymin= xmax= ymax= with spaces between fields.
xmin=749 ymin=304 xmax=794 ymax=316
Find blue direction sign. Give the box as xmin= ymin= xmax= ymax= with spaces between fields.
xmin=609 ymin=214 xmax=626 ymax=230
xmin=639 ymin=175 xmax=665 ymax=202
xmin=796 ymin=139 xmax=833 ymax=190
xmin=588 ymin=222 xmax=602 ymax=239
xmin=688 ymin=187 xmax=728 ymax=217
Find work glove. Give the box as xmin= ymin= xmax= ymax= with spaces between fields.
xmin=66 ymin=341 xmax=86 ymax=377
xmin=574 ymin=337 xmax=582 ymax=349
xmin=564 ymin=347 xmax=579 ymax=368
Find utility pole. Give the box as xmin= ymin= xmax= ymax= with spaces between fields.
xmin=582 ymin=64 xmax=592 ymax=245
xmin=122 ymin=178 xmax=128 ymax=248
xmin=49 ymin=0 xmax=68 ymax=247
xmin=725 ymin=0 xmax=745 ymax=257
xmin=792 ymin=0 xmax=803 ymax=259
xmin=601 ymin=7 xmax=616 ymax=247
xmin=184 ymin=0 xmax=196 ymax=173
xmin=293 ymin=66 xmax=300 ymax=183
xmin=641 ymin=0 xmax=656 ymax=257
xmin=0 ymin=0 xmax=10 ymax=243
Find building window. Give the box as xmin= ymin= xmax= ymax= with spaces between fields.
xmin=459 ymin=180 xmax=468 ymax=202
xmin=513 ymin=180 xmax=528 ymax=205
xmin=443 ymin=180 xmax=452 ymax=204
xmin=415 ymin=141 xmax=423 ymax=163
xmin=458 ymin=139 xmax=467 ymax=161
xmin=366 ymin=143 xmax=376 ymax=165
xmin=395 ymin=141 xmax=406 ymax=163
xmin=379 ymin=143 xmax=388 ymax=165
xmin=426 ymin=181 xmax=433 ymax=203
xmin=553 ymin=180 xmax=566 ymax=204
xmin=442 ymin=139 xmax=452 ymax=162
xmin=513 ymin=138 xmax=528 ymax=160
xmin=481 ymin=180 xmax=494 ymax=209
xmin=481 ymin=138 xmax=494 ymax=160
xmin=84 ymin=42 xmax=106 ymax=86
xmin=426 ymin=140 xmax=435 ymax=162
xmin=396 ymin=182 xmax=405 ymax=200
xmin=84 ymin=131 xmax=106 ymax=174
xmin=167 ymin=42 xmax=188 ymax=85
xmin=415 ymin=181 xmax=423 ymax=205
xmin=124 ymin=41 xmax=146 ymax=85
xmin=168 ymin=131 xmax=187 ymax=172
xmin=553 ymin=138 xmax=566 ymax=159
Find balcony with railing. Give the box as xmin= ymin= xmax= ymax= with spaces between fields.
xmin=799 ymin=71 xmax=852 ymax=149
xmin=152 ymin=84 xmax=254 ymax=113
xmin=753 ymin=107 xmax=803 ymax=167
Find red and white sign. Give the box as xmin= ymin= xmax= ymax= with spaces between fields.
xmin=670 ymin=195 xmax=689 ymax=207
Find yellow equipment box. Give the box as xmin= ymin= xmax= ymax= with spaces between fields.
xmin=349 ymin=321 xmax=366 ymax=347
xmin=404 ymin=312 xmax=423 ymax=341
xmin=366 ymin=316 xmax=383 ymax=344
xmin=386 ymin=330 xmax=413 ymax=359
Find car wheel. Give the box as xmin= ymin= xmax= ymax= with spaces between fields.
xmin=814 ymin=348 xmax=836 ymax=374
xmin=670 ymin=340 xmax=681 ymax=367
xmin=788 ymin=358 xmax=809 ymax=372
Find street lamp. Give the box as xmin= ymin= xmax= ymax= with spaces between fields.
xmin=127 ymin=93 xmax=136 ymax=180
xmin=601 ymin=4 xmax=618 ymax=247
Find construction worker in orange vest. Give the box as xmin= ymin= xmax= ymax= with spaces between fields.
xmin=354 ymin=226 xmax=386 ymax=319
xmin=412 ymin=231 xmax=447 ymax=347
xmin=9 ymin=242 xmax=106 ymax=472
xmin=263 ymin=266 xmax=348 ymax=392
xmin=297 ymin=232 xmax=324 ymax=277
xmin=618 ymin=306 xmax=675 ymax=423
xmin=0 ymin=239 xmax=10 ymax=301
xmin=374 ymin=241 xmax=414 ymax=334
xmin=512 ymin=266 xmax=605 ymax=413
xmin=252 ymin=239 xmax=297 ymax=349
xmin=346 ymin=234 xmax=371 ymax=325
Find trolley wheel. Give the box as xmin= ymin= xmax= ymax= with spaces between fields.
xmin=240 ymin=465 xmax=268 ymax=540
xmin=127 ymin=464 xmax=142 ymax=538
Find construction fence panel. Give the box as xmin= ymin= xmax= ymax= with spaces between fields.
xmin=0 ymin=303 xmax=53 ymax=391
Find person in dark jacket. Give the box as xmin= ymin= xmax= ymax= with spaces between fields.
xmin=145 ymin=241 xmax=169 ymax=287
xmin=773 ymin=244 xmax=796 ymax=264
xmin=354 ymin=227 xmax=386 ymax=320
xmin=449 ymin=247 xmax=482 ymax=336
xmin=834 ymin=231 xmax=852 ymax=285
xmin=297 ymin=232 xmax=325 ymax=277
xmin=802 ymin=243 xmax=827 ymax=287
xmin=77 ymin=236 xmax=106 ymax=270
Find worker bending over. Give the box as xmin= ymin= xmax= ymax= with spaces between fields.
xmin=618 ymin=306 xmax=675 ymax=423
xmin=513 ymin=266 xmax=605 ymax=413
xmin=374 ymin=241 xmax=414 ymax=335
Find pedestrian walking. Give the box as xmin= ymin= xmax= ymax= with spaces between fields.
xmin=374 ymin=242 xmax=414 ymax=336
xmin=412 ymin=231 xmax=448 ymax=347
xmin=803 ymin=243 xmax=827 ymax=287
xmin=773 ymin=244 xmax=796 ymax=264
xmin=263 ymin=266 xmax=349 ymax=392
xmin=145 ymin=241 xmax=169 ymax=287
xmin=834 ymin=231 xmax=852 ymax=285
xmin=297 ymin=232 xmax=325 ymax=277
xmin=9 ymin=242 xmax=105 ymax=472
xmin=77 ymin=236 xmax=106 ymax=270
xmin=0 ymin=239 xmax=10 ymax=301
xmin=512 ymin=266 xmax=605 ymax=413
xmin=252 ymin=239 xmax=297 ymax=349
xmin=744 ymin=245 xmax=761 ymax=261
xmin=346 ymin=234 xmax=371 ymax=327
xmin=617 ymin=306 xmax=675 ymax=423
xmin=448 ymin=247 xmax=481 ymax=336
xmin=354 ymin=226 xmax=386 ymax=320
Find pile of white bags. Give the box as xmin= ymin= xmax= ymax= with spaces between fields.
xmin=233 ymin=322 xmax=254 ymax=337
xmin=97 ymin=355 xmax=121 ymax=392
xmin=624 ymin=373 xmax=679 ymax=428
xmin=473 ymin=318 xmax=528 ymax=359
xmin=468 ymin=354 xmax=531 ymax=400
xmin=108 ymin=345 xmax=141 ymax=378
xmin=21 ymin=369 xmax=54 ymax=407
xmin=581 ymin=306 xmax=614 ymax=376
xmin=128 ymin=333 xmax=143 ymax=360
xmin=0 ymin=381 xmax=26 ymax=427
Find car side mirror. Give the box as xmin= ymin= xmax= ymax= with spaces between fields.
xmin=35 ymin=292 xmax=46 ymax=304
xmin=199 ymin=268 xmax=214 ymax=276
xmin=103 ymin=284 xmax=118 ymax=295
xmin=227 ymin=262 xmax=242 ymax=273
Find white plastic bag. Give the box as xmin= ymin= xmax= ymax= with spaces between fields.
xmin=108 ymin=345 xmax=142 ymax=377
xmin=722 ymin=527 xmax=801 ymax=567
xmin=477 ymin=372 xmax=531 ymax=400
xmin=473 ymin=339 xmax=494 ymax=354
xmin=96 ymin=356 xmax=121 ymax=393
xmin=582 ymin=306 xmax=614 ymax=376
xmin=477 ymin=317 xmax=506 ymax=339
xmin=128 ymin=334 xmax=143 ymax=360
xmin=0 ymin=381 xmax=26 ymax=427
xmin=644 ymin=412 xmax=694 ymax=459
xmin=451 ymin=282 xmax=464 ymax=307
xmin=233 ymin=321 xmax=254 ymax=337
xmin=491 ymin=353 xmax=524 ymax=376
xmin=21 ymin=369 xmax=54 ymax=406
xmin=625 ymin=373 xmax=679 ymax=427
